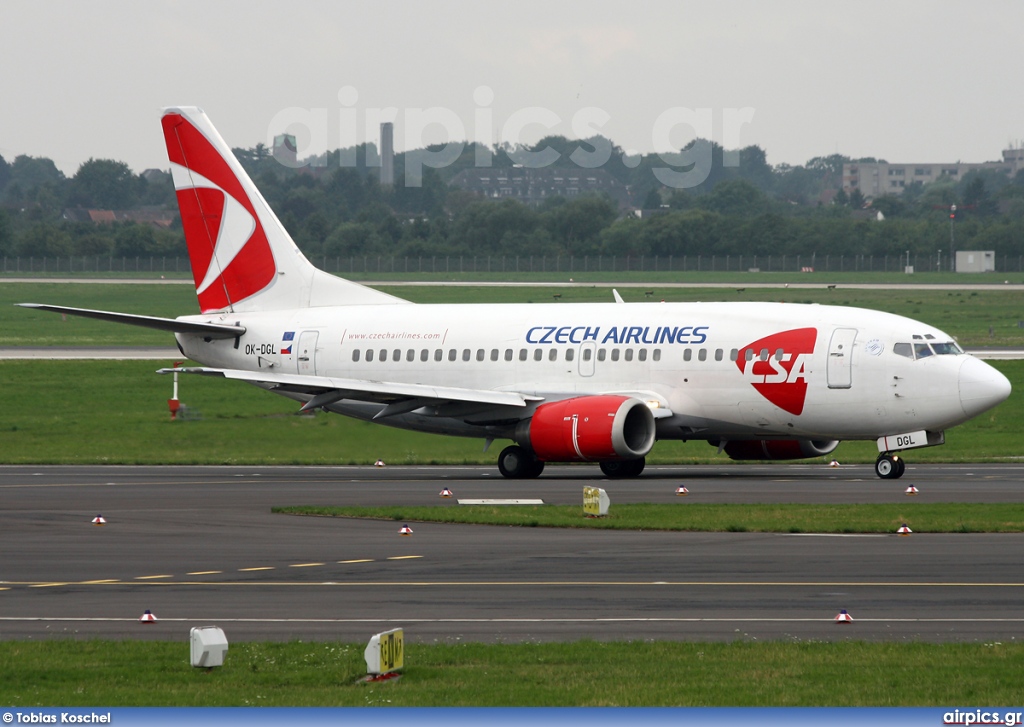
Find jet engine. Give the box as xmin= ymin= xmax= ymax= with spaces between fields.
xmin=515 ymin=395 xmax=656 ymax=462
xmin=720 ymin=439 xmax=840 ymax=461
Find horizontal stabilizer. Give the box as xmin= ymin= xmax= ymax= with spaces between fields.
xmin=18 ymin=304 xmax=245 ymax=338
xmin=158 ymin=366 xmax=543 ymax=409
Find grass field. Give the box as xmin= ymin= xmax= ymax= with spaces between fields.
xmin=276 ymin=502 xmax=1024 ymax=533
xmin=1 ymin=640 xmax=1022 ymax=706
xmin=0 ymin=358 xmax=1020 ymax=465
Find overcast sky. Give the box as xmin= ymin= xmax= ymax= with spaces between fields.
xmin=3 ymin=0 xmax=1023 ymax=175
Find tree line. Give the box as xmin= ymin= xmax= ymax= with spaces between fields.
xmin=2 ymin=135 xmax=1024 ymax=265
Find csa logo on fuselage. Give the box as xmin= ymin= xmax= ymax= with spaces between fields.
xmin=735 ymin=327 xmax=817 ymax=415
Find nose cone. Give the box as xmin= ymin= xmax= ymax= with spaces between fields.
xmin=959 ymin=356 xmax=1012 ymax=418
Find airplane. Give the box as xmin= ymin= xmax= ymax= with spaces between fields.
xmin=19 ymin=107 xmax=1012 ymax=480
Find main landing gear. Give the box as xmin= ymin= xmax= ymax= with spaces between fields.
xmin=497 ymin=445 xmax=545 ymax=479
xmin=599 ymin=458 xmax=646 ymax=479
xmin=875 ymin=453 xmax=906 ymax=479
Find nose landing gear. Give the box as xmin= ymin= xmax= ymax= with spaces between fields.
xmin=875 ymin=453 xmax=906 ymax=479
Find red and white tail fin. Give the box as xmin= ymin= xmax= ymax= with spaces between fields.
xmin=161 ymin=107 xmax=407 ymax=313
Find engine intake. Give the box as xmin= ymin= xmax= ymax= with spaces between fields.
xmin=721 ymin=439 xmax=840 ymax=461
xmin=516 ymin=395 xmax=656 ymax=462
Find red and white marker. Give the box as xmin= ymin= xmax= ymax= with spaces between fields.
xmin=399 ymin=525 xmax=413 ymax=536
xmin=897 ymin=523 xmax=913 ymax=536
xmin=834 ymin=609 xmax=853 ymax=624
xmin=675 ymin=486 xmax=689 ymax=496
xmin=139 ymin=609 xmax=157 ymax=623
xmin=92 ymin=515 xmax=107 ymax=526
xmin=374 ymin=459 xmax=385 ymax=467
xmin=439 ymin=488 xmax=453 ymax=498
xmin=829 ymin=460 xmax=840 ymax=468
xmin=905 ymin=485 xmax=919 ymax=495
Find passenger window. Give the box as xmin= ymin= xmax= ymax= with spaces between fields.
xmin=597 ymin=349 xmax=606 ymax=361
xmin=775 ymin=348 xmax=784 ymax=360
xmin=448 ymin=349 xmax=457 ymax=362
xmin=715 ymin=349 xmax=723 ymax=362
xmin=519 ymin=349 xmax=528 ymax=361
xmin=434 ymin=349 xmax=443 ymax=362
xmin=476 ymin=349 xmax=485 ymax=361
xmin=393 ymin=349 xmax=401 ymax=361
xmin=611 ymin=349 xmax=620 ymax=362
xmin=505 ymin=349 xmax=513 ymax=361
xmin=729 ymin=349 xmax=738 ymax=361
xmin=698 ymin=349 xmax=707 ymax=362
xmin=582 ymin=348 xmax=592 ymax=361
xmin=653 ymin=349 xmax=661 ymax=362
xmin=625 ymin=349 xmax=634 ymax=362
xmin=490 ymin=349 xmax=499 ymax=362
xmin=406 ymin=349 xmax=415 ymax=362
xmin=566 ymin=349 xmax=575 ymax=361
xmin=638 ymin=349 xmax=647 ymax=362
xmin=683 ymin=349 xmax=692 ymax=362
xmin=548 ymin=349 xmax=558 ymax=361
xmin=463 ymin=349 xmax=471 ymax=362
xmin=380 ymin=349 xmax=388 ymax=362
xmin=745 ymin=349 xmax=755 ymax=362
xmin=366 ymin=349 xmax=375 ymax=362
xmin=352 ymin=349 xmax=361 ymax=362
xmin=534 ymin=349 xmax=543 ymax=361
xmin=420 ymin=349 xmax=429 ymax=362
xmin=914 ymin=343 xmax=934 ymax=359
xmin=759 ymin=348 xmax=769 ymax=361
xmin=893 ymin=342 xmax=913 ymax=358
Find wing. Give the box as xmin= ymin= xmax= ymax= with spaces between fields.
xmin=159 ymin=366 xmax=543 ymax=417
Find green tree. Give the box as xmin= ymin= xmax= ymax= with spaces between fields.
xmin=10 ymin=155 xmax=65 ymax=192
xmin=16 ymin=223 xmax=74 ymax=257
xmin=0 ymin=154 xmax=10 ymax=194
xmin=69 ymin=159 xmax=141 ymax=209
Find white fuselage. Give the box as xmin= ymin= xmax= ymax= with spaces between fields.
xmin=175 ymin=300 xmax=1005 ymax=446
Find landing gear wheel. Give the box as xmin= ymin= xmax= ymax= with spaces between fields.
xmin=875 ymin=453 xmax=904 ymax=480
xmin=599 ymin=457 xmax=646 ymax=479
xmin=497 ymin=445 xmax=544 ymax=479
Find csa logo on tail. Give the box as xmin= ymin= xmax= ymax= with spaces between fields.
xmin=736 ymin=328 xmax=817 ymax=415
xmin=162 ymin=112 xmax=276 ymax=313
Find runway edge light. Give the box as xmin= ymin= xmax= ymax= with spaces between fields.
xmin=190 ymin=626 xmax=228 ymax=668
xmin=440 ymin=487 xmax=453 ymax=498
xmin=834 ymin=609 xmax=854 ymax=624
xmin=399 ymin=524 xmax=413 ymax=535
xmin=897 ymin=523 xmax=913 ymax=535
xmin=139 ymin=609 xmax=157 ymax=623
xmin=675 ymin=486 xmax=688 ymax=496
xmin=92 ymin=515 xmax=106 ymax=525
xmin=905 ymin=485 xmax=919 ymax=495
xmin=362 ymin=628 xmax=404 ymax=682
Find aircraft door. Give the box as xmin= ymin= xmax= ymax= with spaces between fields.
xmin=827 ymin=328 xmax=857 ymax=389
xmin=578 ymin=341 xmax=596 ymax=377
xmin=297 ymin=331 xmax=319 ymax=375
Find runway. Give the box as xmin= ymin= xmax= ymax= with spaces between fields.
xmin=2 ymin=464 xmax=1023 ymax=644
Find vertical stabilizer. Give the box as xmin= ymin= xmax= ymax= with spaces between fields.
xmin=161 ymin=107 xmax=407 ymax=313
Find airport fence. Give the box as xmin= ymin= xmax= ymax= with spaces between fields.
xmin=3 ymin=253 xmax=1024 ymax=276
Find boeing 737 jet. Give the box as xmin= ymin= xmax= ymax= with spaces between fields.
xmin=20 ymin=107 xmax=1012 ymax=479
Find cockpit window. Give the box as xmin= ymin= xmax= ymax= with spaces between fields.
xmin=931 ymin=341 xmax=962 ymax=355
xmin=893 ymin=342 xmax=913 ymax=358
xmin=913 ymin=343 xmax=934 ymax=359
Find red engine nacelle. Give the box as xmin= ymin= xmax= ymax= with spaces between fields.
xmin=721 ymin=439 xmax=840 ymax=461
xmin=515 ymin=395 xmax=656 ymax=462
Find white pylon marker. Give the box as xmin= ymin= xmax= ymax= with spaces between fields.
xmin=905 ymin=485 xmax=919 ymax=495
xmin=138 ymin=609 xmax=157 ymax=623
xmin=439 ymin=488 xmax=453 ymax=498
xmin=92 ymin=515 xmax=107 ymax=526
xmin=399 ymin=525 xmax=413 ymax=536
xmin=675 ymin=486 xmax=688 ymax=496
xmin=834 ymin=609 xmax=854 ymax=624
xmin=897 ymin=523 xmax=913 ymax=536
xmin=829 ymin=460 xmax=840 ymax=467
xmin=374 ymin=459 xmax=385 ymax=467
